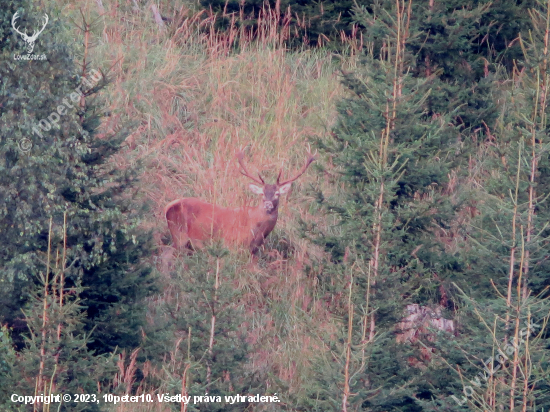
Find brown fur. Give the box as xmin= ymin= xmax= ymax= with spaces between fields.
xmin=165 ymin=196 xmax=279 ymax=254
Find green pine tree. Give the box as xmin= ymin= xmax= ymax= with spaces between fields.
xmin=0 ymin=326 xmax=18 ymax=411
xmin=299 ymin=1 xmax=460 ymax=409
xmin=0 ymin=0 xmax=156 ymax=355
xmin=422 ymin=1 xmax=550 ymax=409
xmin=147 ymin=247 xmax=263 ymax=412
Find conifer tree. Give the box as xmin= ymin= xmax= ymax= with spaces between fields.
xmin=300 ymin=0 xmax=460 ymax=409
xmin=198 ymin=0 xmax=532 ymax=67
xmin=0 ymin=219 xmax=116 ymax=412
xmin=0 ymin=326 xmax=18 ymax=410
xmin=154 ymin=248 xmax=262 ymax=412
xmin=369 ymin=0 xmax=531 ymax=133
xmin=0 ymin=0 xmax=156 ymax=354
xmin=421 ymin=0 xmax=550 ymax=409
xmin=440 ymin=0 xmax=550 ymax=316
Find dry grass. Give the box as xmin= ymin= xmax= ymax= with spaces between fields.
xmin=46 ymin=0 xmax=354 ymax=409
xmin=75 ymin=0 xmax=348 ymax=241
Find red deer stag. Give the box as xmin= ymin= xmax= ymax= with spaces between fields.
xmin=165 ymin=148 xmax=315 ymax=254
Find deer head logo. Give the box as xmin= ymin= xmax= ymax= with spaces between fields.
xmin=12 ymin=12 xmax=49 ymax=54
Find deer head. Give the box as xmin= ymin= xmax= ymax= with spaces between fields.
xmin=237 ymin=146 xmax=316 ymax=216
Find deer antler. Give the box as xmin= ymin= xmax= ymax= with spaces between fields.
xmin=237 ymin=148 xmax=265 ymax=185
xmin=277 ymin=145 xmax=316 ymax=186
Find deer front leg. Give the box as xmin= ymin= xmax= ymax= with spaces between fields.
xmin=249 ymin=233 xmax=266 ymax=255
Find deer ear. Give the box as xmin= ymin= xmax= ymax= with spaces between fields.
xmin=278 ymin=182 xmax=292 ymax=195
xmin=248 ymin=184 xmax=264 ymax=195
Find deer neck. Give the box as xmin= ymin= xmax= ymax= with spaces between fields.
xmin=253 ymin=203 xmax=279 ymax=221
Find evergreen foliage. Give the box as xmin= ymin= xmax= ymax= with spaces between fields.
xmin=0 ymin=218 xmax=118 ymax=411
xmin=0 ymin=0 xmax=156 ymax=356
xmin=0 ymin=326 xmax=18 ymax=411
xmin=198 ymin=0 xmax=532 ymax=65
xmin=423 ymin=0 xmax=550 ymax=408
xmin=199 ymin=0 xmax=532 ymax=136
xmin=152 ymin=248 xmax=262 ymax=411
xmin=199 ymin=0 xmax=364 ymax=47
xmin=300 ymin=1 xmax=461 ymax=408
xmin=424 ymin=291 xmax=550 ymax=411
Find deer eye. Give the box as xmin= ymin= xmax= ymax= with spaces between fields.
xmin=274 ymin=191 xmax=280 ymax=196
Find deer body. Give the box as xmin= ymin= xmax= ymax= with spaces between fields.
xmin=165 ymin=196 xmax=279 ymax=254
xmin=165 ymin=148 xmax=315 ymax=255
